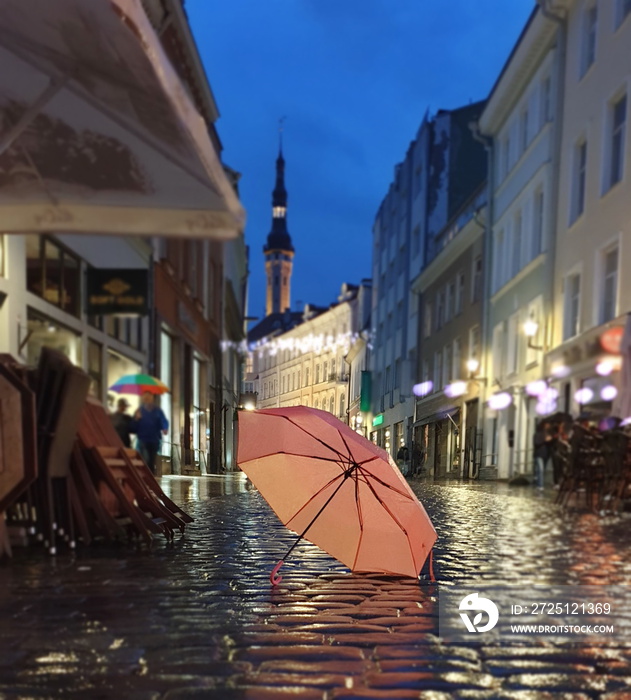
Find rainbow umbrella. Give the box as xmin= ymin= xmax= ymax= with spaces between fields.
xmin=109 ymin=374 xmax=169 ymax=396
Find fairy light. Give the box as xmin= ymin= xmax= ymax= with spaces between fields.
xmin=488 ymin=392 xmax=512 ymax=410
xmin=574 ymin=387 xmax=594 ymax=404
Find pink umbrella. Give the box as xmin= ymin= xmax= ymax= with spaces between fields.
xmin=237 ymin=406 xmax=437 ymax=584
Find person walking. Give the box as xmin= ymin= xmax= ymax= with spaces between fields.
xmin=131 ymin=391 xmax=169 ymax=475
xmin=110 ymin=398 xmax=132 ymax=448
xmin=533 ymin=420 xmax=553 ymax=490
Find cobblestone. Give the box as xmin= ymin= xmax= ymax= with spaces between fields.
xmin=0 ymin=476 xmax=631 ymax=698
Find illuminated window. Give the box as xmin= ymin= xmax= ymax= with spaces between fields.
xmin=26 ymin=234 xmax=81 ymax=316
xmin=273 ymin=206 xmax=286 ymax=218
xmin=608 ymin=94 xmax=626 ymax=189
xmin=580 ymin=4 xmax=597 ymax=78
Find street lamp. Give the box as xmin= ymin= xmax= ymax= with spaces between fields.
xmin=466 ymin=358 xmax=480 ymax=375
xmin=523 ymin=319 xmax=543 ymax=351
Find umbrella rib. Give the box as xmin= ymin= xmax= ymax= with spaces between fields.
xmin=244 ymin=450 xmax=350 ymax=465
xmin=285 ymin=470 xmax=346 ymax=529
xmin=358 ymin=471 xmax=418 ymax=574
xmin=278 ymin=415 xmax=349 ymax=463
xmin=351 ymin=469 xmax=365 ymax=571
xmin=355 ymin=466 xmax=417 ymax=500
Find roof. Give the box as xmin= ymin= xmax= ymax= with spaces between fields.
xmin=247 ymin=311 xmax=303 ymax=345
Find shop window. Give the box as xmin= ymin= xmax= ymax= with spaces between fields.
xmin=107 ymin=349 xmax=142 ymax=414
xmin=26 ymin=307 xmax=82 ymax=367
xmin=87 ymin=339 xmax=102 ymax=399
xmin=25 ymin=235 xmax=81 ymax=316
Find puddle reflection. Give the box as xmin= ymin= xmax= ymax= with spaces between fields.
xmin=159 ymin=473 xmax=255 ymax=502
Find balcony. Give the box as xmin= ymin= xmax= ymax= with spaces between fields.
xmin=329 ymin=373 xmax=349 ymax=384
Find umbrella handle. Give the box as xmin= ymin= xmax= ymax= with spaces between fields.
xmin=270 ymin=560 xmax=284 ymax=586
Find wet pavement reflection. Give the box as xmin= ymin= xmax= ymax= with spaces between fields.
xmin=1 ymin=477 xmax=631 ymax=698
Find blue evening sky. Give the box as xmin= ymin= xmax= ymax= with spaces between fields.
xmin=186 ymin=0 xmax=535 ymax=320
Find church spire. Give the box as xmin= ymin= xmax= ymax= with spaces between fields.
xmin=264 ymin=121 xmax=294 ymax=316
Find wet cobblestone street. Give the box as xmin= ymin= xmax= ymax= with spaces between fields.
xmin=2 ymin=476 xmax=631 ymax=699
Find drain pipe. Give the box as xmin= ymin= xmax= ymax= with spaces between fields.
xmin=536 ymin=0 xmax=567 ymax=362
xmin=469 ymin=121 xmax=493 ymax=479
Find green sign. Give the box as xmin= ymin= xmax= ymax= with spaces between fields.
xmin=360 ymin=370 xmax=372 ymax=413
xmin=372 ymin=414 xmax=384 ymax=427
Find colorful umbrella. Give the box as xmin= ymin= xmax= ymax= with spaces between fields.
xmin=237 ymin=406 xmax=437 ymax=584
xmin=109 ymin=374 xmax=169 ymax=396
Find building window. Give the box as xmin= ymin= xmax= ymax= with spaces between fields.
xmin=532 ymin=189 xmax=544 ymax=259
xmin=563 ymin=273 xmax=581 ymax=340
xmin=436 ymin=290 xmax=445 ymax=329
xmin=424 ymin=301 xmax=432 ymax=338
xmin=315 ymin=364 xmax=320 ymax=384
xmin=600 ymin=246 xmax=619 ymax=324
xmin=394 ymin=359 xmax=401 ymax=389
xmin=507 ymin=313 xmax=519 ymax=375
xmin=329 ymin=396 xmax=334 ymax=414
xmin=492 ymin=322 xmax=505 ymax=381
xmin=520 ymin=108 xmax=529 ymax=153
xmin=412 ymin=224 xmax=421 ymax=257
xmin=387 ymin=312 xmax=393 ymax=336
xmin=323 ymin=361 xmax=328 ymax=382
xmin=541 ymin=76 xmax=552 ymax=126
xmin=571 ymin=140 xmax=587 ymax=223
xmin=305 ymin=367 xmax=310 ymax=386
xmin=469 ymin=325 xmax=480 ymax=366
xmin=608 ymin=93 xmax=627 ymax=190
xmin=493 ymin=229 xmax=506 ymax=293
xmin=502 ymin=136 xmax=510 ymax=177
xmin=455 ymin=272 xmax=465 ymax=314
xmin=385 ymin=365 xmax=392 ymax=394
xmin=396 ymin=300 xmax=404 ymax=329
xmin=616 ymin=0 xmax=631 ymax=27
xmin=446 ymin=281 xmax=455 ymax=321
xmin=339 ymin=394 xmax=345 ymax=418
xmin=452 ymin=337 xmax=462 ymax=380
xmin=472 ymin=256 xmax=482 ymax=303
xmin=87 ymin=339 xmax=102 ymax=399
xmin=433 ymin=351 xmax=442 ymax=392
xmin=581 ymin=3 xmax=597 ymax=78
xmin=512 ymin=210 xmax=522 ymax=277
xmin=26 ymin=234 xmax=81 ymax=316
xmin=442 ymin=344 xmax=452 ymax=386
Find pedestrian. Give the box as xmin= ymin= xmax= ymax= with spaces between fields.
xmin=533 ymin=420 xmax=553 ymax=490
xmin=131 ymin=391 xmax=169 ymax=475
xmin=110 ymin=398 xmax=132 ymax=448
xmin=396 ymin=444 xmax=410 ymax=476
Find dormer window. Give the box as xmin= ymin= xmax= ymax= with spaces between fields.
xmin=273 ymin=206 xmax=286 ymax=218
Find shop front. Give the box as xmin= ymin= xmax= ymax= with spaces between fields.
xmin=154 ymin=261 xmax=220 ymax=475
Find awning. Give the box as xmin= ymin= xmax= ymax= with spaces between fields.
xmin=0 ymin=0 xmax=245 ymax=238
xmin=414 ymin=406 xmax=460 ymax=427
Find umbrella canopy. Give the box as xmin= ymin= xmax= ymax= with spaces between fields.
xmin=0 ymin=0 xmax=245 ymax=238
xmin=238 ymin=406 xmax=437 ymax=581
xmin=109 ymin=373 xmax=168 ymax=396
xmin=612 ymin=314 xmax=631 ymax=420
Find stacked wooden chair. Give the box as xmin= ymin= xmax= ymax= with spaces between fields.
xmin=1 ymin=350 xmax=192 ymax=557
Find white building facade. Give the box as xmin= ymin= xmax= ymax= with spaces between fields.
xmin=546 ymin=0 xmax=631 ymax=417
xmin=478 ymin=5 xmax=565 ymax=479
xmin=250 ymin=283 xmax=371 ymax=420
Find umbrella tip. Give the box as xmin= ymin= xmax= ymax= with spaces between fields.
xmin=270 ymin=560 xmax=284 ymax=586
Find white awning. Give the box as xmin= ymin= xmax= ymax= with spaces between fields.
xmin=0 ymin=0 xmax=245 ymax=238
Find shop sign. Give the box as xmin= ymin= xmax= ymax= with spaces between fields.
xmin=372 ymin=414 xmax=384 ymax=427
xmin=600 ymin=326 xmax=624 ymax=355
xmin=87 ymin=268 xmax=148 ymax=315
